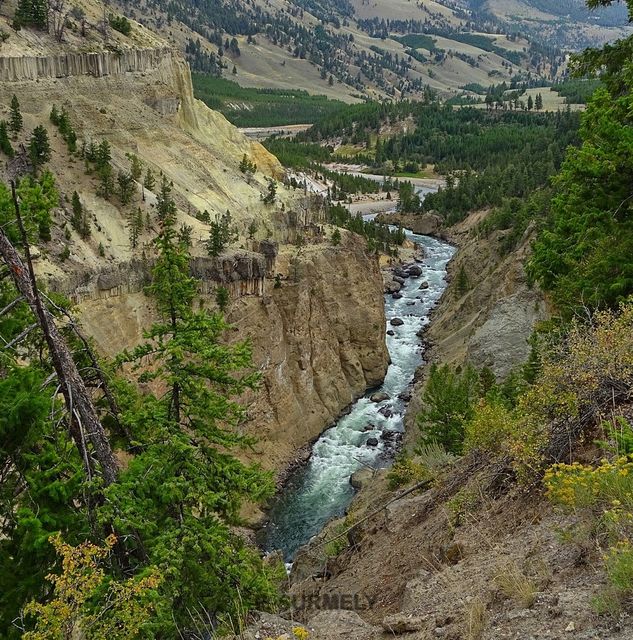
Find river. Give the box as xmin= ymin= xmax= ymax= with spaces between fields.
xmin=262 ymin=227 xmax=455 ymax=561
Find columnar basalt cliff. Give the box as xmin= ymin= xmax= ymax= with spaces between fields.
xmin=0 ymin=47 xmax=174 ymax=82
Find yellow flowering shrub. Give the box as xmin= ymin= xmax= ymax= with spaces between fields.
xmin=22 ymin=534 xmax=161 ymax=640
xmin=545 ymin=456 xmax=633 ymax=511
xmin=464 ymin=301 xmax=633 ymax=481
xmin=545 ymin=455 xmax=633 ymax=611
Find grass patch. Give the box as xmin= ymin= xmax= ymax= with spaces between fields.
xmin=464 ymin=597 xmax=488 ymax=640
xmin=494 ymin=563 xmax=538 ymax=608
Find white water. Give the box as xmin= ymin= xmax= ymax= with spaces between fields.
xmin=262 ymin=227 xmax=455 ymax=561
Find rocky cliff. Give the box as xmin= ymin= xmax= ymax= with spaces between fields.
xmin=0 ymin=47 xmax=174 ymax=82
xmin=423 ymin=210 xmax=547 ymax=380
xmin=75 ymin=233 xmax=389 ymax=475
xmin=233 ymin=237 xmax=389 ymax=474
xmin=0 ymin=2 xmax=379 ymax=479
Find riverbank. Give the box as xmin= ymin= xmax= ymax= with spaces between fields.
xmin=261 ymin=229 xmax=455 ymax=561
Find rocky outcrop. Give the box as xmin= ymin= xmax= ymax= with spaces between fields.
xmin=0 ymin=47 xmax=174 ymax=82
xmin=48 ymin=252 xmax=266 ymax=303
xmin=423 ymin=215 xmax=548 ymax=380
xmin=467 ymin=291 xmax=546 ymax=376
xmin=375 ymin=212 xmax=444 ymax=237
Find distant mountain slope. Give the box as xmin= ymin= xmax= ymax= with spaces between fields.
xmin=479 ymin=0 xmax=631 ymax=47
xmin=118 ymin=0 xmax=570 ymax=106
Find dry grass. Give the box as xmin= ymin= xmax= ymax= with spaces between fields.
xmin=494 ymin=563 xmax=538 ymax=608
xmin=464 ymin=597 xmax=488 ymax=640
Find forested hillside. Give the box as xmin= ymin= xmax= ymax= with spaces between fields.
xmin=114 ymin=0 xmax=572 ymax=108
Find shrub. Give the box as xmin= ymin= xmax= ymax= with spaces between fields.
xmin=387 ymin=456 xmax=427 ymax=490
xmin=593 ymin=542 xmax=633 ymax=614
xmin=447 ymin=488 xmax=479 ymax=527
xmin=415 ymin=441 xmax=457 ymax=472
xmin=109 ymin=14 xmax=132 ymax=36
xmin=546 ymin=452 xmax=633 ymax=613
xmin=464 ymin=399 xmax=516 ymax=455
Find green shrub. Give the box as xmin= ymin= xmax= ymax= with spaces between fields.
xmin=108 ymin=14 xmax=131 ymax=36
xmin=387 ymin=456 xmax=427 ymax=490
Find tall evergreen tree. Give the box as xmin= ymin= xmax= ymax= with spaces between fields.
xmin=28 ymin=125 xmax=51 ymax=171
xmin=110 ymin=176 xmax=280 ymax=632
xmin=9 ymin=95 xmax=23 ymax=135
xmin=535 ymin=93 xmax=543 ymax=111
xmin=0 ymin=121 xmax=14 ymax=157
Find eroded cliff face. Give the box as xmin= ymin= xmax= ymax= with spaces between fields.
xmin=233 ymin=238 xmax=389 ymax=473
xmin=394 ymin=210 xmax=547 ymax=443
xmin=75 ymin=235 xmax=389 ymax=475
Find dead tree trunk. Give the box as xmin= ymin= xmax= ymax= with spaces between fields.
xmin=0 ymin=187 xmax=119 ymax=486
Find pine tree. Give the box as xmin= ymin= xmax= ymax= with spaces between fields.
xmin=331 ymin=227 xmax=341 ymax=245
xmin=49 ymin=104 xmax=60 ymax=126
xmin=0 ymin=121 xmax=14 ymax=157
xmin=9 ymin=95 xmax=22 ymax=135
xmin=97 ymin=164 xmax=114 ymax=200
xmin=111 ymin=179 xmax=278 ymax=630
xmin=456 ymin=264 xmax=469 ymax=295
xmin=14 ymin=0 xmax=49 ymax=29
xmin=117 ymin=171 xmax=135 ymax=205
xmin=215 ymin=285 xmax=229 ymax=311
xmin=128 ymin=207 xmax=143 ymax=249
xmin=70 ymin=191 xmax=82 ymax=232
xmin=206 ymin=210 xmax=234 ymax=256
xmin=527 ymin=95 xmax=534 ymax=111
xmin=143 ymin=167 xmax=156 ymax=192
xmin=535 ymin=93 xmax=543 ymax=111
xmin=126 ymin=153 xmax=143 ymax=181
xmin=95 ymin=140 xmax=111 ymax=170
xmin=263 ymin=178 xmax=277 ymax=204
xmin=28 ymin=125 xmax=51 ymax=171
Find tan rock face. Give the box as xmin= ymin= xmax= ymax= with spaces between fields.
xmin=232 ymin=240 xmax=389 ymax=473
xmin=0 ymin=8 xmax=389 ymax=476
xmin=76 ymin=239 xmax=389 ymax=476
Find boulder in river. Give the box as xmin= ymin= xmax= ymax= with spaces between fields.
xmin=381 ymin=430 xmax=403 ymax=442
xmin=386 ymin=330 xmax=395 ymax=336
xmin=385 ymin=281 xmax=402 ymax=294
xmin=378 ymin=406 xmax=394 ymax=418
xmin=398 ymin=390 xmax=412 ymax=402
xmin=390 ymin=317 xmax=405 ymax=326
xmin=350 ymin=468 xmax=373 ymax=489
xmin=366 ymin=437 xmax=379 ymax=447
xmin=392 ymin=292 xmax=403 ymax=300
xmin=407 ymin=265 xmax=423 ymax=277
xmin=370 ymin=391 xmax=390 ymax=403
xmin=419 ymin=281 xmax=430 ymax=290
xmin=393 ymin=268 xmax=409 ymax=279
xmin=393 ymin=276 xmax=406 ymax=285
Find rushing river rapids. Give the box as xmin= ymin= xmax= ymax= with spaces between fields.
xmin=262 ymin=216 xmax=456 ymax=561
